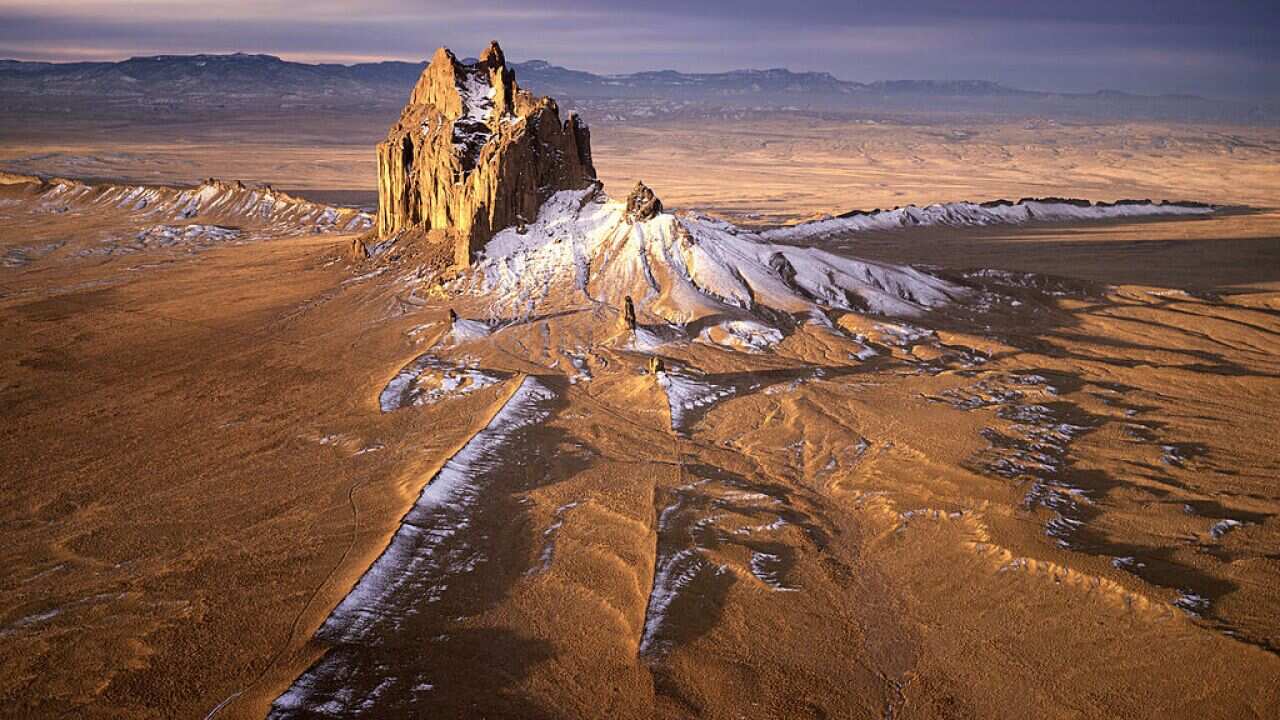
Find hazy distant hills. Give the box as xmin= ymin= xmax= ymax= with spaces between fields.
xmin=0 ymin=54 xmax=407 ymax=99
xmin=0 ymin=53 xmax=1033 ymax=99
xmin=0 ymin=52 xmax=1127 ymax=100
xmin=0 ymin=52 xmax=1271 ymax=124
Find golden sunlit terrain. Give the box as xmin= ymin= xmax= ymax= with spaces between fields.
xmin=3 ymin=106 xmax=1279 ymax=720
xmin=4 ymin=113 xmax=1279 ymax=222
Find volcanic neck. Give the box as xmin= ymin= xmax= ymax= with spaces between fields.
xmin=375 ymin=41 xmax=597 ymax=267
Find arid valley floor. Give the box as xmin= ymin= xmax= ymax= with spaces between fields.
xmin=3 ymin=112 xmax=1280 ymax=719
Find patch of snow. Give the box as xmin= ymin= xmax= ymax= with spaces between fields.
xmin=1174 ymin=591 xmax=1210 ymax=616
xmin=452 ymin=69 xmax=497 ymax=159
xmin=378 ymin=355 xmax=504 ymax=412
xmin=874 ymin=321 xmax=934 ymax=347
xmin=639 ymin=546 xmax=725 ymax=656
xmin=135 ymin=223 xmax=241 ymax=248
xmin=268 ymin=376 xmax=558 ymax=717
xmin=457 ymin=70 xmax=496 ymax=126
xmin=1210 ymin=519 xmax=1242 ymax=539
xmin=761 ymin=199 xmax=1215 ymax=243
xmin=656 ymin=370 xmax=736 ymax=434
xmin=0 ymin=607 xmax=62 ymax=637
xmin=749 ymin=551 xmax=799 ymax=591
xmin=1112 ymin=556 xmax=1146 ymax=572
xmin=629 ymin=325 xmax=681 ymax=351
xmin=342 ymin=267 xmax=388 ymax=285
xmin=564 ymin=353 xmax=592 ymax=384
xmin=1160 ymin=445 xmax=1191 ymax=468
xmin=442 ymin=318 xmax=493 ymax=345
xmin=697 ymin=319 xmax=784 ymax=353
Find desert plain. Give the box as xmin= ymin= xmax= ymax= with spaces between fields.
xmin=2 ymin=103 xmax=1280 ymax=720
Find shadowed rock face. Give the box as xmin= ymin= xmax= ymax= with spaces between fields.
xmin=375 ymin=41 xmax=597 ymax=267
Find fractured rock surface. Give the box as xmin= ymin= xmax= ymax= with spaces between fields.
xmin=624 ymin=181 xmax=663 ymax=222
xmin=375 ymin=41 xmax=597 ymax=267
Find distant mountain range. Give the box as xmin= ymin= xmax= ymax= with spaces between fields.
xmin=0 ymin=52 xmax=1181 ymax=100
xmin=0 ymin=52 xmax=1270 ymax=124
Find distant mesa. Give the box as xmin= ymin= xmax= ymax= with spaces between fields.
xmin=375 ymin=41 xmax=596 ymax=268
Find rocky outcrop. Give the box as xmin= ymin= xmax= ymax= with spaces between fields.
xmin=349 ymin=237 xmax=369 ymax=261
xmin=624 ymin=181 xmax=662 ymax=222
xmin=622 ymin=295 xmax=637 ymax=332
xmin=375 ymin=41 xmax=597 ymax=267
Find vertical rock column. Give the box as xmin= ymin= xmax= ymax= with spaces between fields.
xmin=374 ymin=41 xmax=598 ymax=268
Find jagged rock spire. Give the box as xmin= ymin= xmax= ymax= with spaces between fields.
xmin=375 ymin=41 xmax=597 ymax=267
xmin=479 ymin=40 xmax=504 ymax=65
xmin=621 ymin=295 xmax=637 ymax=332
xmin=625 ymin=181 xmax=663 ymax=222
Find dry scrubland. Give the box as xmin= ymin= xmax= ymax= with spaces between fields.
xmin=2 ymin=113 xmax=1280 ymax=719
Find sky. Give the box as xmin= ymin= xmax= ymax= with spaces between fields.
xmin=1 ymin=0 xmax=1277 ymax=98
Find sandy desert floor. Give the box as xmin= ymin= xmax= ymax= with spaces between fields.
xmin=2 ymin=118 xmax=1279 ymax=719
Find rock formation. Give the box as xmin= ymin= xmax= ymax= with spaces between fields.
xmin=349 ymin=237 xmax=369 ymax=261
xmin=621 ymin=296 xmax=637 ymax=332
xmin=375 ymin=41 xmax=597 ymax=267
xmin=624 ymin=181 xmax=663 ymax=222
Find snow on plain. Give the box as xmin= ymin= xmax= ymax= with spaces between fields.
xmin=639 ymin=493 xmax=731 ymax=657
xmin=761 ymin=199 xmax=1215 ymax=242
xmin=656 ymin=370 xmax=737 ymax=434
xmin=1210 ymin=519 xmax=1243 ymax=539
xmin=1174 ymin=591 xmax=1211 ymax=616
xmin=378 ymin=355 xmax=505 ymax=412
xmin=749 ymin=551 xmax=799 ymax=591
xmin=531 ymin=500 xmax=581 ymax=574
xmin=443 ymin=318 xmax=493 ymax=344
xmin=697 ymin=320 xmax=784 ymax=353
xmin=135 ymin=224 xmax=241 ymax=248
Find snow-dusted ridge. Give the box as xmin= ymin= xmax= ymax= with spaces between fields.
xmin=448 ymin=187 xmax=1219 ymax=328
xmin=318 ymin=375 xmax=556 ymax=644
xmin=761 ymin=197 xmax=1215 ymax=242
xmin=267 ymin=376 xmax=558 ymax=712
xmin=22 ymin=174 xmax=373 ymax=234
xmin=456 ymin=187 xmax=964 ymax=323
xmin=271 ymin=376 xmax=558 ymax=717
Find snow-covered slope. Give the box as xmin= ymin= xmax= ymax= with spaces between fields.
xmin=29 ymin=176 xmax=372 ymax=234
xmin=454 ymin=187 xmax=963 ymax=323
xmin=762 ymin=198 xmax=1214 ymax=242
